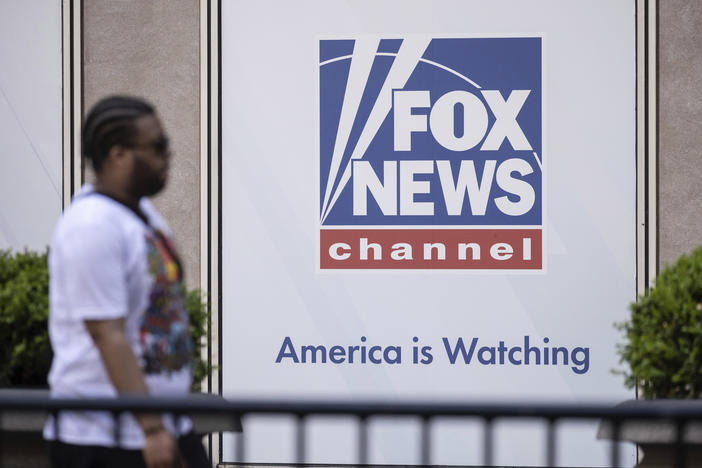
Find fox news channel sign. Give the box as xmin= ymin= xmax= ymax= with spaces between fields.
xmin=318 ymin=37 xmax=542 ymax=270
xmin=221 ymin=1 xmax=636 ymax=465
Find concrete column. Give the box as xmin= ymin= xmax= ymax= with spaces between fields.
xmin=658 ymin=0 xmax=702 ymax=267
xmin=82 ymin=0 xmax=201 ymax=287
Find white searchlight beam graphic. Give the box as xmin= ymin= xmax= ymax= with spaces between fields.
xmin=320 ymin=37 xmax=432 ymax=223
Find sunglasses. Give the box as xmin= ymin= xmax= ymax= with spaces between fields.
xmin=130 ymin=136 xmax=170 ymax=154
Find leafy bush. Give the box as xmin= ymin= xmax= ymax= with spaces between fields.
xmin=0 ymin=249 xmax=212 ymax=391
xmin=618 ymin=246 xmax=702 ymax=398
xmin=185 ymin=288 xmax=212 ymax=392
xmin=0 ymin=250 xmax=52 ymax=387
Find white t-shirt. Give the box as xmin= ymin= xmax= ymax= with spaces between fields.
xmin=43 ymin=185 xmax=192 ymax=448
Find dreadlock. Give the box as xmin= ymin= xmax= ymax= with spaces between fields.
xmin=82 ymin=96 xmax=155 ymax=172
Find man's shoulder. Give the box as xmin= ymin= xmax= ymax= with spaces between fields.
xmin=62 ymin=196 xmax=118 ymax=227
xmin=55 ymin=193 xmax=142 ymax=241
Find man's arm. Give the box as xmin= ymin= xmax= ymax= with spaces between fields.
xmin=85 ymin=318 xmax=177 ymax=468
xmin=85 ymin=318 xmax=149 ymax=394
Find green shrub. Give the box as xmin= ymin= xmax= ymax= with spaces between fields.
xmin=0 ymin=250 xmax=52 ymax=387
xmin=617 ymin=246 xmax=702 ymax=398
xmin=185 ymin=288 xmax=212 ymax=392
xmin=0 ymin=249 xmax=213 ymax=391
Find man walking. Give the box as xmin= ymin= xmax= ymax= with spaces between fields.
xmin=44 ymin=96 xmax=210 ymax=468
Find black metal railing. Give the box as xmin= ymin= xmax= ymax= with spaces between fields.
xmin=2 ymin=394 xmax=702 ymax=467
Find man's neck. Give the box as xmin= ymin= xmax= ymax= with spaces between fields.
xmin=93 ymin=181 xmax=140 ymax=212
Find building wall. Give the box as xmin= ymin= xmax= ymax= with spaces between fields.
xmin=80 ymin=1 xmax=702 ymax=277
xmin=82 ymin=0 xmax=201 ymax=287
xmin=658 ymin=0 xmax=702 ymax=267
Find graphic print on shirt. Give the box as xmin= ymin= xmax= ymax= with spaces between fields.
xmin=139 ymin=230 xmax=192 ymax=374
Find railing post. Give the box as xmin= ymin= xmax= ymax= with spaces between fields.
xmin=358 ymin=414 xmax=368 ymax=465
xmin=610 ymin=418 xmax=620 ymax=468
xmin=420 ymin=415 xmax=431 ymax=466
xmin=295 ymin=414 xmax=306 ymax=464
xmin=674 ymin=419 xmax=686 ymax=468
xmin=112 ymin=411 xmax=121 ymax=448
xmin=52 ymin=411 xmax=60 ymax=444
xmin=0 ymin=410 xmax=4 ymax=467
xmin=483 ymin=417 xmax=494 ymax=467
xmin=235 ymin=416 xmax=245 ymax=463
xmin=546 ymin=417 xmax=556 ymax=467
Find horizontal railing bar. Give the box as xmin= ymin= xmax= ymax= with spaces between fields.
xmin=1 ymin=396 xmax=702 ymax=420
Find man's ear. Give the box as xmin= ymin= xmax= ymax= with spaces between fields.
xmin=105 ymin=145 xmax=131 ymax=170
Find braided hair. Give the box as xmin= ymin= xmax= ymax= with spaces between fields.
xmin=82 ymin=96 xmax=155 ymax=172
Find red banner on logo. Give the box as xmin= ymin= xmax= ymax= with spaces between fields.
xmin=320 ymin=229 xmax=542 ymax=270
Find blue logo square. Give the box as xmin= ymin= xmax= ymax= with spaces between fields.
xmin=319 ymin=37 xmax=542 ymax=227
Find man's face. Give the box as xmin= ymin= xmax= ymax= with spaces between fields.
xmin=127 ymin=114 xmax=171 ymax=198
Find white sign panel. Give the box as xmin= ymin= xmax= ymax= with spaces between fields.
xmin=221 ymin=1 xmax=636 ymax=465
xmin=0 ymin=1 xmax=62 ymax=251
